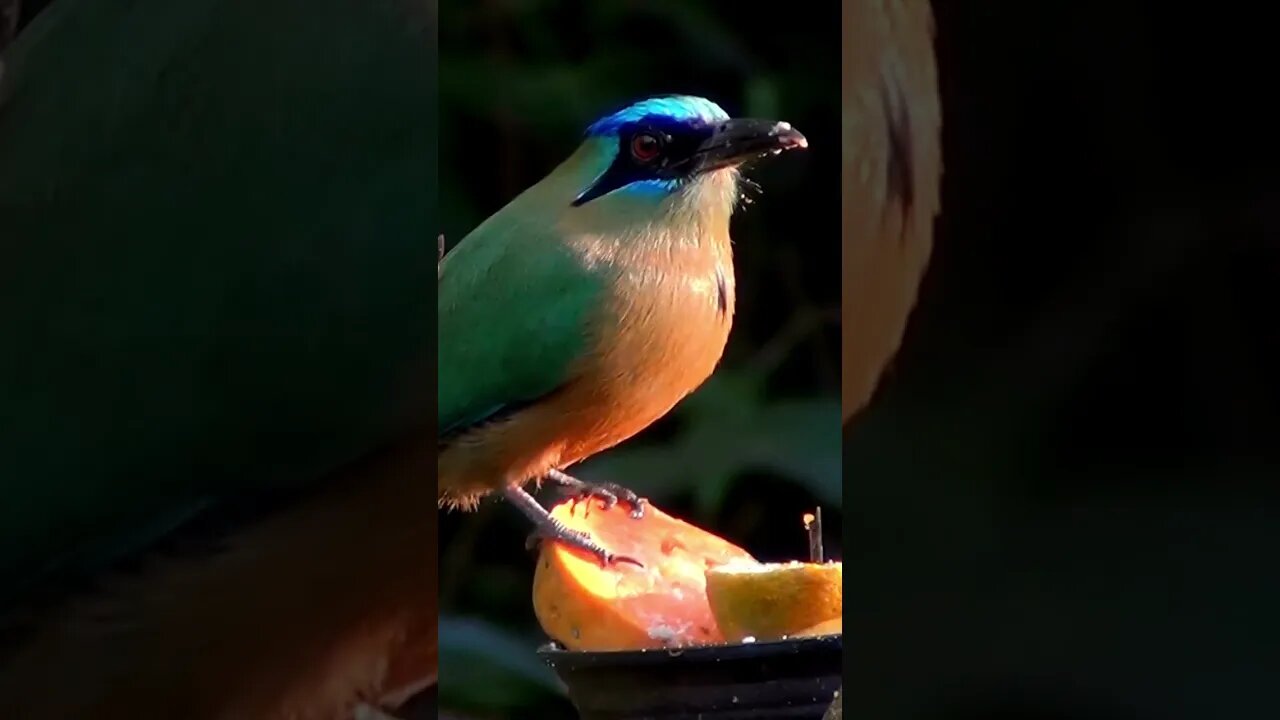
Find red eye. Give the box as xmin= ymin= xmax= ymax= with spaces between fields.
xmin=630 ymin=133 xmax=661 ymax=162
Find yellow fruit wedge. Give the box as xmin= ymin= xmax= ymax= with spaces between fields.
xmin=705 ymin=560 xmax=842 ymax=642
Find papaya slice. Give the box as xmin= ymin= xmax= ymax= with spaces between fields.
xmin=532 ymin=498 xmax=757 ymax=652
xmin=704 ymin=560 xmax=842 ymax=642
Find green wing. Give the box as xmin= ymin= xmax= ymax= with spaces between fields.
xmin=0 ymin=0 xmax=435 ymax=602
xmin=438 ymin=222 xmax=602 ymax=441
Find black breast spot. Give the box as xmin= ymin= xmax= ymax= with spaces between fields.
xmin=882 ymin=81 xmax=915 ymax=228
xmin=715 ymin=267 xmax=729 ymax=318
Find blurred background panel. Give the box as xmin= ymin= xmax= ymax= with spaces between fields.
xmin=2 ymin=0 xmax=437 ymax=716
xmin=848 ymin=1 xmax=1280 ymax=718
xmin=438 ymin=1 xmax=841 ymax=717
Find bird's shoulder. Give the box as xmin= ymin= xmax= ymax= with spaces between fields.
xmin=437 ymin=224 xmax=606 ymax=439
xmin=438 ymin=220 xmax=606 ymax=321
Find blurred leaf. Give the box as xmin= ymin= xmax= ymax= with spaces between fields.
xmin=439 ymin=59 xmax=630 ymax=136
xmin=745 ymin=397 xmax=843 ymax=503
xmin=579 ymin=368 xmax=842 ymax=519
xmin=606 ymin=0 xmax=755 ymax=73
xmin=438 ymin=615 xmax=564 ymax=713
xmin=745 ymin=75 xmax=780 ymax=119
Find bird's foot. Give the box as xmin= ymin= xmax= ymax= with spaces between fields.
xmin=503 ymin=485 xmax=643 ymax=568
xmin=544 ymin=468 xmax=647 ymax=519
xmin=522 ymin=524 xmax=644 ymax=569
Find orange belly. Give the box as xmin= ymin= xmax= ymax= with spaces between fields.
xmin=438 ymin=243 xmax=735 ymax=509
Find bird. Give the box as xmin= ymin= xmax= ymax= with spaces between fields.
xmin=0 ymin=1 xmax=437 ymax=717
xmin=841 ymin=0 xmax=943 ymax=423
xmin=438 ymin=95 xmax=808 ymax=565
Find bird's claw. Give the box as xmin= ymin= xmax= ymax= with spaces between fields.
xmin=570 ymin=484 xmax=648 ymax=520
xmin=525 ymin=523 xmax=643 ymax=569
xmin=504 ymin=483 xmax=643 ymax=568
xmin=524 ymin=526 xmax=589 ymax=552
xmin=545 ymin=469 xmax=647 ymax=519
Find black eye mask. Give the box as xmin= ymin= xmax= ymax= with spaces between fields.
xmin=573 ymin=114 xmax=715 ymax=207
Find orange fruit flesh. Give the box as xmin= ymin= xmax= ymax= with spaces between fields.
xmin=532 ymin=499 xmax=757 ymax=652
xmin=705 ymin=560 xmax=843 ymax=642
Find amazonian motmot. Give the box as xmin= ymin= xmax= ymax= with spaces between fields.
xmin=438 ymin=95 xmax=807 ymax=565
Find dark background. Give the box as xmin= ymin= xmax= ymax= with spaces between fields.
xmin=851 ymin=3 xmax=1280 ymax=719
xmin=437 ymin=1 xmax=841 ymax=717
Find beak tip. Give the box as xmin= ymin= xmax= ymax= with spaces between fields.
xmin=772 ymin=121 xmax=808 ymax=150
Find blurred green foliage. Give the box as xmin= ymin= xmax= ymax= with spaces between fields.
xmin=439 ymin=1 xmax=840 ymax=717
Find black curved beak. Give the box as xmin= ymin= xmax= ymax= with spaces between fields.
xmin=691 ymin=118 xmax=808 ymax=174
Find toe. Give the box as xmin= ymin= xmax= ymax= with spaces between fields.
xmin=607 ymin=552 xmax=644 ymax=568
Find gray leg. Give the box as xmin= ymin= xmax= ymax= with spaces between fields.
xmin=502 ymin=485 xmax=642 ymax=567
